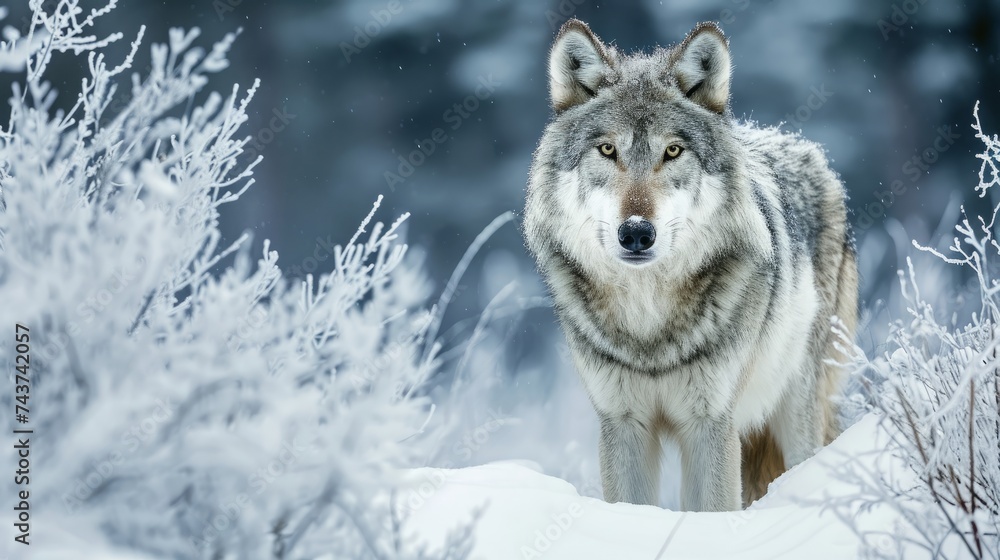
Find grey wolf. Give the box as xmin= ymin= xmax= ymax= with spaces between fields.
xmin=523 ymin=19 xmax=858 ymax=511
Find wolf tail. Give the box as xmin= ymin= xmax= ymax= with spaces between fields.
xmin=820 ymin=243 xmax=860 ymax=444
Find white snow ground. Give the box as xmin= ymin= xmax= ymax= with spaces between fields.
xmin=398 ymin=414 xmax=911 ymax=559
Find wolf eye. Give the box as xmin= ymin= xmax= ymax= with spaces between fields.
xmin=598 ymin=143 xmax=617 ymax=159
xmin=664 ymin=145 xmax=684 ymax=160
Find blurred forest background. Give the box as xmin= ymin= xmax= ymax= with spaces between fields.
xmin=4 ymin=0 xmax=998 ymax=506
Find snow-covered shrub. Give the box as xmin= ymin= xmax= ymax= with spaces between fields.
xmin=834 ymin=103 xmax=1000 ymax=559
xmin=0 ymin=2 xmax=478 ymax=558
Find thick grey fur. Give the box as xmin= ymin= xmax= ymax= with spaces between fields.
xmin=523 ymin=19 xmax=858 ymax=512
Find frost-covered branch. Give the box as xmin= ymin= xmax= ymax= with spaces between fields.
xmin=0 ymin=3 xmax=486 ymax=558
xmin=833 ymin=103 xmax=1000 ymax=559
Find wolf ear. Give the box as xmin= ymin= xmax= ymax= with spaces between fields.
xmin=548 ymin=19 xmax=615 ymax=112
xmin=673 ymin=23 xmax=731 ymax=113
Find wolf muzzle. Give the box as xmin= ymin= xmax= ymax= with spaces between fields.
xmin=618 ymin=218 xmax=656 ymax=252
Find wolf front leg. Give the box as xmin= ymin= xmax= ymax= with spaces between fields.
xmin=679 ymin=417 xmax=742 ymax=511
xmin=770 ymin=372 xmax=827 ymax=468
xmin=597 ymin=413 xmax=662 ymax=506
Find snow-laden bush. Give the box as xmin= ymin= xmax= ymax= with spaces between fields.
xmin=834 ymin=103 xmax=1000 ymax=559
xmin=0 ymin=2 xmax=479 ymax=558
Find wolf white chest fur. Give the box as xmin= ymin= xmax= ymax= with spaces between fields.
xmin=523 ymin=20 xmax=858 ymax=512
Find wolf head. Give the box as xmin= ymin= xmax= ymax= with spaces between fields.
xmin=527 ymin=20 xmax=767 ymax=276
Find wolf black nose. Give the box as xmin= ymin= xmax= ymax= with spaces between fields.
xmin=618 ymin=219 xmax=656 ymax=252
